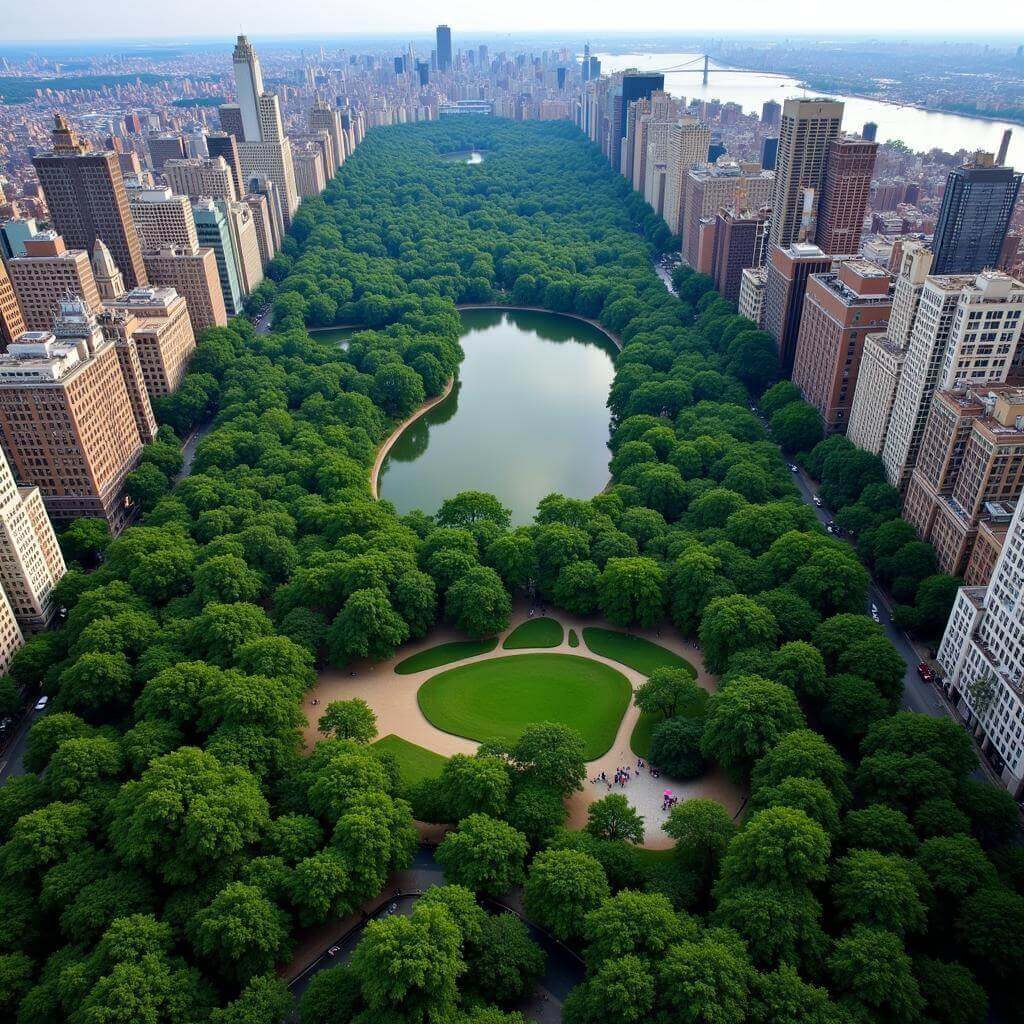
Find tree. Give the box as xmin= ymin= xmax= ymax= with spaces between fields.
xmin=822 ymin=674 xmax=889 ymax=744
xmin=194 ymin=554 xmax=264 ymax=606
xmin=445 ymin=565 xmax=512 ymax=639
xmin=436 ymin=814 xmax=528 ymax=897
xmin=582 ymin=889 xmax=691 ymax=966
xmin=54 ymin=651 xmax=134 ymax=718
xmin=512 ymin=722 xmax=587 ymax=795
xmin=326 ymin=588 xmax=409 ymax=666
xmin=596 ymin=557 xmax=666 ymax=627
xmin=664 ymin=799 xmax=735 ymax=898
xmin=634 ymin=668 xmax=705 ymax=720
xmin=434 ymin=753 xmax=512 ymax=820
xmin=209 ymin=975 xmax=293 ymax=1024
xmin=59 ymin=517 xmax=111 ymax=567
xmin=751 ymin=777 xmax=840 ymax=837
xmin=437 ymin=491 xmax=512 ymax=532
xmin=564 ymin=955 xmax=655 ymax=1024
xmin=0 ymin=799 xmax=93 ymax=874
xmin=842 ymin=804 xmax=918 ymax=856
xmin=45 ymin=735 xmax=122 ymax=799
xmin=752 ymin=729 xmax=851 ymax=805
xmin=698 ymin=595 xmax=778 ymax=674
xmin=467 ymin=914 xmax=546 ymax=1006
xmin=913 ymin=957 xmax=987 ymax=1024
xmin=955 ymin=885 xmax=1024 ymax=980
xmin=318 ymin=699 xmax=377 ymax=742
xmin=649 ymin=717 xmax=706 ymax=779
xmin=838 ymin=635 xmax=906 ymax=704
xmin=552 ymin=560 xmax=601 ymax=615
xmin=0 ymin=951 xmax=33 ymax=1018
xmin=23 ymin=712 xmax=94 ymax=774
xmin=586 ymin=793 xmax=644 ymax=843
xmin=656 ymin=935 xmax=752 ymax=1024
xmin=371 ymin=363 xmax=426 ymax=418
xmin=770 ymin=402 xmax=823 ymax=453
xmin=916 ymin=834 xmax=996 ymax=906
xmin=717 ymin=806 xmax=830 ymax=890
xmin=701 ymin=676 xmax=804 ymax=780
xmin=827 ymin=925 xmax=924 ymax=1023
xmin=523 ymin=849 xmax=610 ymax=941
xmin=831 ymin=849 xmax=927 ymax=935
xmin=766 ymin=642 xmax=827 ymax=702
xmin=125 ymin=463 xmax=170 ymax=513
xmin=750 ymin=965 xmax=846 ymax=1024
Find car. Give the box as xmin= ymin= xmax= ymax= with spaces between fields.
xmin=813 ymin=496 xmax=823 ymax=507
xmin=327 ymin=945 xmax=341 ymax=957
xmin=917 ymin=662 xmax=934 ymax=682
xmin=34 ymin=695 xmax=48 ymax=711
xmin=789 ymin=463 xmax=799 ymax=473
xmin=870 ymin=604 xmax=880 ymax=623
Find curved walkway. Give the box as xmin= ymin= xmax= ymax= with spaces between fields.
xmin=303 ymin=601 xmax=744 ymax=850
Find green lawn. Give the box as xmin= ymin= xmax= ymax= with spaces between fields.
xmin=582 ymin=628 xmax=697 ymax=678
xmin=395 ymin=638 xmax=498 ymax=675
xmin=418 ymin=653 xmax=631 ymax=759
xmin=503 ymin=617 xmax=563 ymax=649
xmin=568 ymin=629 xmax=579 ymax=648
xmin=373 ymin=734 xmax=447 ymax=787
xmin=629 ymin=687 xmax=708 ymax=759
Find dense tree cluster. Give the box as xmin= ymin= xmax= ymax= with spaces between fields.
xmin=1 ymin=116 xmax=1013 ymax=1023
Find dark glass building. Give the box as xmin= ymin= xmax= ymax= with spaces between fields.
xmin=436 ymin=25 xmax=453 ymax=71
xmin=932 ymin=159 xmax=1022 ymax=274
xmin=615 ymin=73 xmax=664 ymax=170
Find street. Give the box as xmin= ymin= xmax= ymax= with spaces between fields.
xmin=0 ymin=705 xmax=39 ymax=781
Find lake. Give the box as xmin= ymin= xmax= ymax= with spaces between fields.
xmin=440 ymin=149 xmax=486 ymax=164
xmin=377 ymin=308 xmax=618 ymax=524
xmin=308 ymin=325 xmax=357 ymax=348
xmin=596 ymin=52 xmax=1023 ymax=166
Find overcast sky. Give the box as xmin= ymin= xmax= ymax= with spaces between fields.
xmin=5 ymin=0 xmax=1022 ymax=45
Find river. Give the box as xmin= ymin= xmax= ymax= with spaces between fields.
xmin=597 ymin=52 xmax=1023 ymax=166
xmin=377 ymin=308 xmax=617 ymax=524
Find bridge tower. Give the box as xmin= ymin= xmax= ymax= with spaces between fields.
xmin=702 ymin=54 xmax=709 ymax=86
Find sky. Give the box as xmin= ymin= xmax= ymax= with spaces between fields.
xmin=4 ymin=0 xmax=1023 ymax=44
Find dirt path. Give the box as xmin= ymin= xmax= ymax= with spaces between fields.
xmin=302 ymin=600 xmax=744 ymax=850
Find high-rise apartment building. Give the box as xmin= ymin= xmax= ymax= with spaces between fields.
xmin=932 ymin=154 xmax=1022 ymax=275
xmin=0 ymin=300 xmax=144 ymax=533
xmin=218 ymin=104 xmax=245 ymax=140
xmin=792 ymin=260 xmax=893 ymax=432
xmin=142 ymin=245 xmax=226 ymax=333
xmin=763 ymin=242 xmax=833 ymax=370
xmin=242 ymin=193 xmax=274 ymax=268
xmin=615 ymin=74 xmax=665 ymax=173
xmin=206 ymin=133 xmax=246 ymax=198
xmin=192 ymin=199 xmax=243 ymax=316
xmin=663 ymin=120 xmax=712 ymax=237
xmin=937 ymin=498 xmax=1024 ymax=796
xmin=309 ymin=101 xmax=346 ymax=173
xmin=293 ymin=145 xmax=327 ymax=198
xmin=710 ymin=206 xmax=771 ymax=304
xmin=32 ymin=115 xmax=147 ymax=289
xmin=7 ymin=232 xmax=100 ymax=331
xmin=147 ymin=133 xmax=187 ymax=172
xmin=164 ymin=157 xmax=237 ymax=202
xmin=0 ymin=260 xmax=26 ymax=347
xmin=0 ymin=444 xmax=66 ymax=631
xmin=128 ymin=186 xmax=200 ymax=252
xmin=436 ymin=26 xmax=453 ymax=71
xmin=881 ymin=271 xmax=1024 ymax=489
xmin=816 ymin=135 xmax=878 ymax=256
xmin=225 ymin=203 xmax=264 ymax=295
xmin=768 ymin=99 xmax=844 ymax=250
xmin=761 ymin=100 xmax=781 ymax=128
xmin=739 ymin=266 xmax=767 ymax=327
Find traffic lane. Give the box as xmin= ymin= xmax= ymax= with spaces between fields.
xmin=0 ymin=707 xmax=37 ymax=780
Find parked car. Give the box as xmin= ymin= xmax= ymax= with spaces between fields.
xmin=871 ymin=604 xmax=881 ymax=623
xmin=34 ymin=695 xmax=48 ymax=711
xmin=789 ymin=463 xmax=799 ymax=473
xmin=326 ymin=945 xmax=341 ymax=957
xmin=917 ymin=662 xmax=934 ymax=682
xmin=813 ymin=496 xmax=823 ymax=507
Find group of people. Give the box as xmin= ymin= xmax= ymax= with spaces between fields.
xmin=662 ymin=790 xmax=679 ymax=812
xmin=592 ymin=757 xmax=666 ymax=791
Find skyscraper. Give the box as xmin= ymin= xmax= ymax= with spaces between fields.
xmin=662 ymin=119 xmax=712 ymax=237
xmin=816 ymin=135 xmax=878 ymax=256
xmin=232 ymin=35 xmax=265 ymax=143
xmin=932 ymin=155 xmax=1022 ymax=275
xmin=7 ymin=232 xmax=100 ymax=331
xmin=0 ymin=260 xmax=26 ymax=348
xmin=761 ymin=100 xmax=781 ymax=128
xmin=164 ymin=157 xmax=238 ymax=202
xmin=861 ymin=122 xmax=878 ymax=142
xmin=192 ymin=199 xmax=243 ymax=316
xmin=768 ymin=99 xmax=844 ymax=251
xmin=615 ymin=73 xmax=664 ymax=173
xmin=436 ymin=26 xmax=453 ymax=71
xmin=763 ymin=242 xmax=833 ymax=371
xmin=32 ymin=115 xmax=147 ymax=289
xmin=206 ymin=133 xmax=246 ymax=198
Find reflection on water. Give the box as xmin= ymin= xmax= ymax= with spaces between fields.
xmin=440 ymin=149 xmax=486 ymax=164
xmin=378 ymin=309 xmax=617 ymax=524
xmin=308 ymin=325 xmax=357 ymax=349
xmin=597 ymin=52 xmax=1024 ymax=165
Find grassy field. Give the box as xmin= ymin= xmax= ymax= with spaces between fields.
xmin=568 ymin=629 xmax=579 ymax=648
xmin=395 ymin=637 xmax=498 ymax=674
xmin=629 ymin=686 xmax=709 ymax=759
xmin=418 ymin=653 xmax=631 ymax=759
xmin=582 ymin=628 xmax=697 ymax=678
xmin=373 ymin=734 xmax=447 ymax=787
xmin=503 ymin=617 xmax=563 ymax=649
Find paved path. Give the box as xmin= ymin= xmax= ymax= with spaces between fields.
xmin=302 ymin=601 xmax=744 ymax=849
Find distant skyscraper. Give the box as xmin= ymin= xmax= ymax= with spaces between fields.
xmin=615 ymin=73 xmax=665 ymax=173
xmin=816 ymin=135 xmax=878 ymax=256
xmin=769 ymin=99 xmax=844 ymax=251
xmin=861 ymin=121 xmax=878 ymax=142
xmin=232 ymin=35 xmax=265 ymax=143
xmin=997 ymin=130 xmax=1012 ymax=166
xmin=32 ymin=115 xmax=147 ymax=289
xmin=760 ymin=137 xmax=779 ymax=172
xmin=932 ymin=155 xmax=1022 ymax=275
xmin=147 ymin=133 xmax=186 ymax=172
xmin=761 ymin=100 xmax=781 ymax=128
xmin=164 ymin=157 xmax=237 ymax=202
xmin=436 ymin=25 xmax=453 ymax=71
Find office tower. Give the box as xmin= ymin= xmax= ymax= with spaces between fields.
xmin=663 ymin=119 xmax=712 ymax=237
xmin=231 ymin=37 xmax=299 ymax=227
xmin=164 ymin=157 xmax=238 ymax=202
xmin=0 ymin=300 xmax=144 ymax=533
xmin=143 ymin=246 xmax=226 ymax=332
xmin=250 ymin=177 xmax=284 ymax=252
xmin=91 ymin=238 xmax=125 ymax=301
xmin=309 ymin=101 xmax=345 ymax=173
xmin=862 ymin=121 xmax=878 ymax=142
xmin=416 ymin=61 xmax=430 ymax=87
xmin=436 ymin=26 xmax=453 ymax=71
xmin=128 ymin=186 xmax=199 ymax=252
xmin=0 ymin=261 xmax=26 ymax=348
xmin=739 ymin=267 xmax=767 ymax=327
xmin=881 ymin=271 xmax=1024 ymax=489
xmin=710 ymin=206 xmax=771 ymax=304
xmin=0 ymin=444 xmax=65 ymax=631
xmin=847 ymin=241 xmax=934 ymax=454
xmin=32 ymin=115 xmax=147 ymax=289
xmin=101 ymin=286 xmax=196 ymax=398
xmin=816 ymin=135 xmax=878 ymax=256
xmin=682 ymin=163 xmax=775 ymax=269
xmin=192 ymin=199 xmax=243 ymax=316
xmin=225 ymin=203 xmax=263 ymax=294
xmin=936 ymin=497 xmax=1024 ymax=795
xmin=932 ymin=155 xmax=1022 ymax=275
xmin=768 ymin=99 xmax=844 ymax=250
xmin=242 ymin=193 xmax=274 ymax=267
xmin=218 ymin=104 xmax=245 ymax=140
xmin=761 ymin=100 xmax=781 ymax=128
xmin=293 ymin=145 xmax=327 ymax=197
xmin=904 ymin=385 xmax=1024 ymax=575
xmin=147 ymin=133 xmax=187 ymax=172
xmin=206 ymin=133 xmax=245 ymax=198
xmin=7 ymin=232 xmax=100 ymax=331
xmin=763 ymin=242 xmax=833 ymax=370
xmin=791 ymin=260 xmax=893 ymax=432
xmin=1 ymin=218 xmax=38 ymax=260
xmin=761 ymin=137 xmax=779 ymax=172
xmin=615 ymin=74 xmax=665 ymax=172
xmin=997 ymin=130 xmax=1012 ymax=166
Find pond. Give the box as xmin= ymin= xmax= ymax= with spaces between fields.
xmin=378 ymin=308 xmax=618 ymax=524
xmin=308 ymin=325 xmax=358 ymax=348
xmin=440 ymin=149 xmax=486 ymax=164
